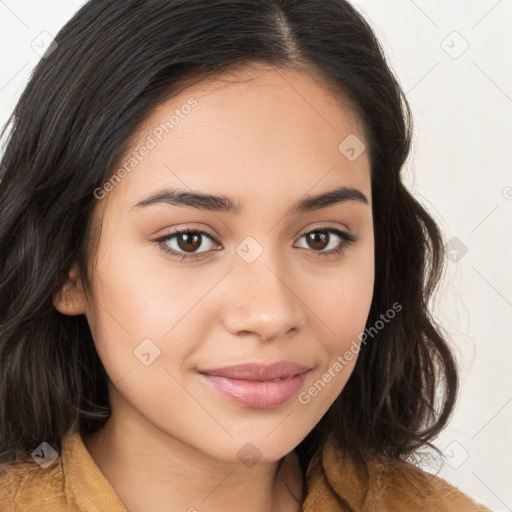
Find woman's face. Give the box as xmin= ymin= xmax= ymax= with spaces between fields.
xmin=57 ymin=64 xmax=374 ymax=463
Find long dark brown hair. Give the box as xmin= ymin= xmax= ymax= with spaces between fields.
xmin=0 ymin=0 xmax=457 ymax=475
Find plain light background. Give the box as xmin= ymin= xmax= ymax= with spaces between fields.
xmin=1 ymin=1 xmax=511 ymax=510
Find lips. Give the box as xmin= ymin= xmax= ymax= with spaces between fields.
xmin=199 ymin=361 xmax=311 ymax=381
xmin=197 ymin=360 xmax=312 ymax=409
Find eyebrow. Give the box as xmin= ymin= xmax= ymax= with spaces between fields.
xmin=131 ymin=185 xmax=369 ymax=215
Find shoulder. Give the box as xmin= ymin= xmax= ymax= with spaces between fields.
xmin=367 ymin=452 xmax=491 ymax=511
xmin=307 ymin=440 xmax=492 ymax=512
xmin=0 ymin=457 xmax=67 ymax=512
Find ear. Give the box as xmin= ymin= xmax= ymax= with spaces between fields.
xmin=53 ymin=263 xmax=87 ymax=316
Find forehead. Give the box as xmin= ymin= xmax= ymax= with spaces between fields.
xmin=105 ymin=63 xmax=371 ymax=212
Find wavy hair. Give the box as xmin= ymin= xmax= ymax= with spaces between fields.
xmin=0 ymin=0 xmax=457 ymax=469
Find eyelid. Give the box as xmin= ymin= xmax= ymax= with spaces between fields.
xmin=153 ymin=225 xmax=354 ymax=246
xmin=154 ymin=224 xmax=358 ymax=261
xmin=295 ymin=222 xmax=351 ymax=238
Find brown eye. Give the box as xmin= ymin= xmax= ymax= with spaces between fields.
xmin=304 ymin=231 xmax=330 ymax=251
xmin=175 ymin=232 xmax=203 ymax=252
xmin=295 ymin=228 xmax=358 ymax=258
xmin=155 ymin=228 xmax=219 ymax=260
xmin=155 ymin=226 xmax=357 ymax=262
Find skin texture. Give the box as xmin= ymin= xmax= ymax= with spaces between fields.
xmin=53 ymin=63 xmax=375 ymax=512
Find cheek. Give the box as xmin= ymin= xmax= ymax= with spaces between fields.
xmin=83 ymin=269 xmax=210 ymax=428
xmin=296 ymin=279 xmax=372 ymax=418
xmin=323 ymin=277 xmax=373 ymax=327
xmin=82 ymin=250 xmax=190 ymax=389
xmin=90 ymin=223 xmax=188 ymax=327
xmin=301 ymin=255 xmax=374 ymax=399
xmin=308 ymin=251 xmax=374 ymax=344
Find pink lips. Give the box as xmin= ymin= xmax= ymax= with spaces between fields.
xmin=198 ymin=361 xmax=311 ymax=409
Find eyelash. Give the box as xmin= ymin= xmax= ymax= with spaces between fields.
xmin=154 ymin=227 xmax=358 ymax=262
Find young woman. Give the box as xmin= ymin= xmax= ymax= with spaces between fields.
xmin=0 ymin=1 xmax=492 ymax=511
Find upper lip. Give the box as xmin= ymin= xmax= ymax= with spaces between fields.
xmin=199 ymin=361 xmax=311 ymax=381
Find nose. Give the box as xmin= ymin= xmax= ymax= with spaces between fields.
xmin=222 ymin=248 xmax=307 ymax=342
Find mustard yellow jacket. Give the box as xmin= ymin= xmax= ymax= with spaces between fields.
xmin=0 ymin=430 xmax=492 ymax=511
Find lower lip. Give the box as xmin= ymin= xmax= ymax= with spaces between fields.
xmin=199 ymin=371 xmax=311 ymax=409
